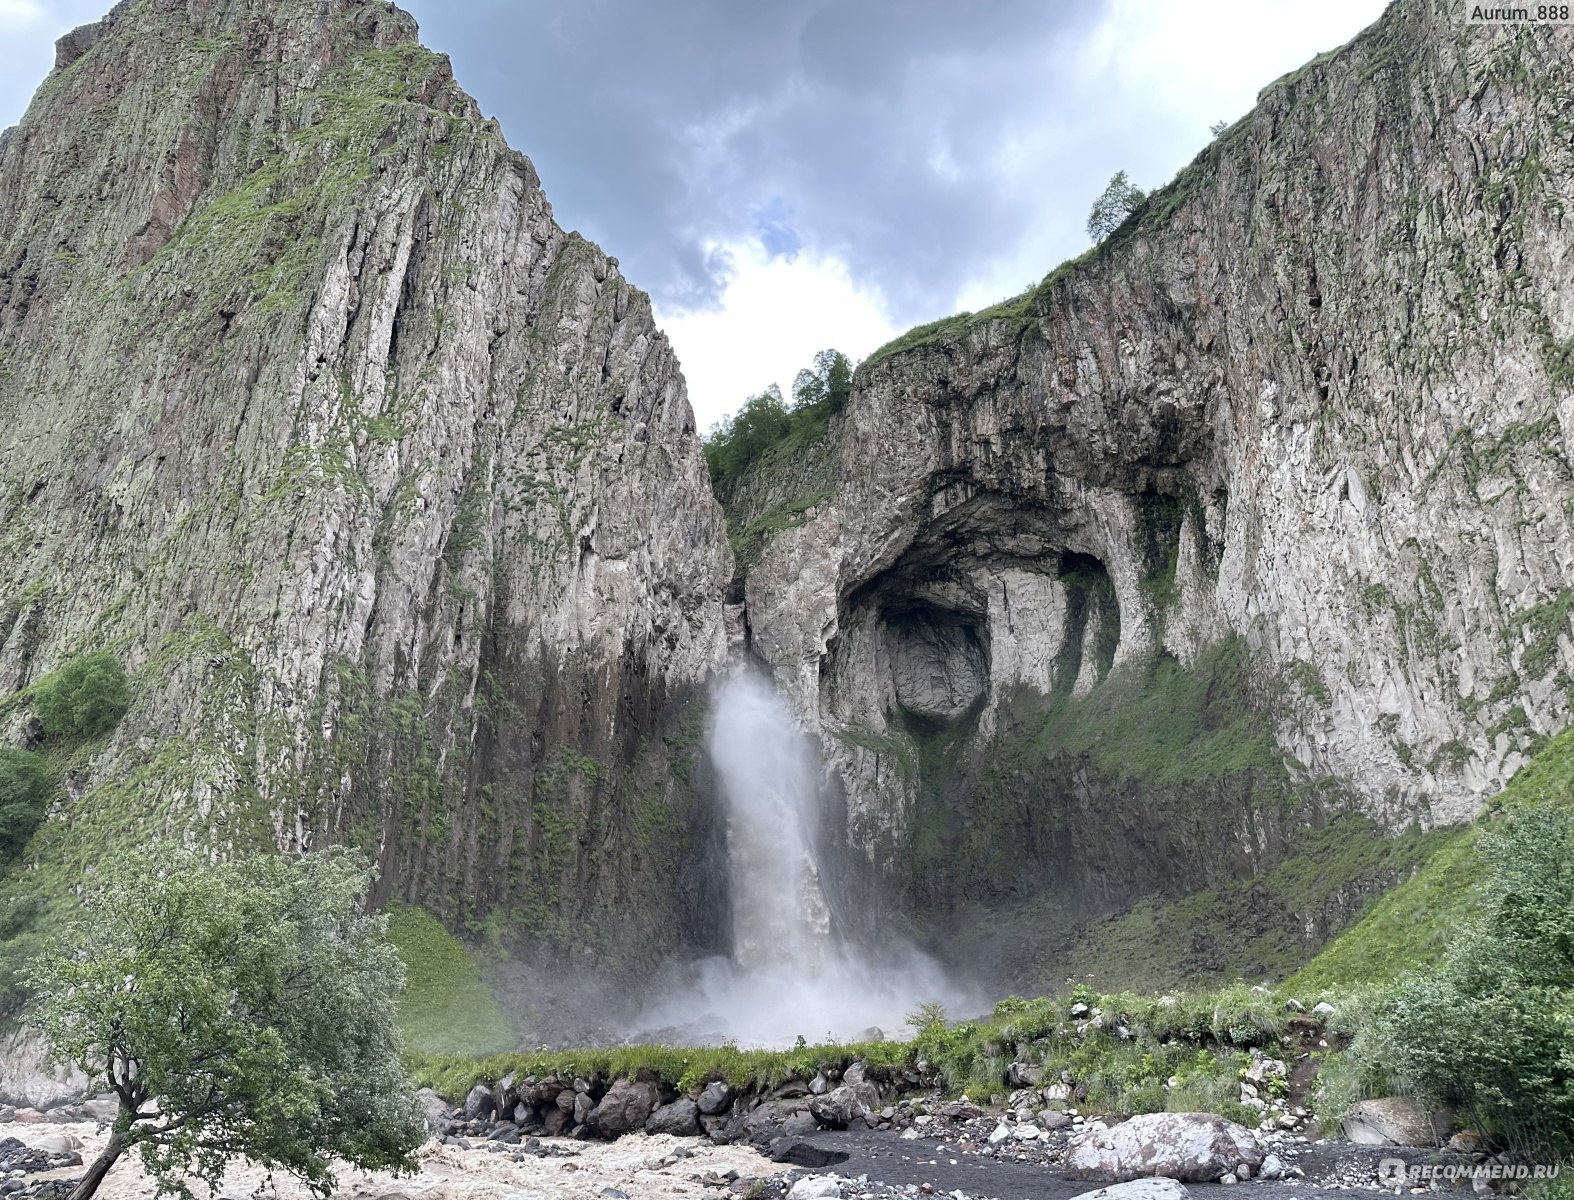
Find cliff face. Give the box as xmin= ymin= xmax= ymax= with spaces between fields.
xmin=740 ymin=1 xmax=1574 ymax=934
xmin=0 ymin=0 xmax=730 ymax=970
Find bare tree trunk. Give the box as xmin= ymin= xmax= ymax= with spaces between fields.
xmin=68 ymin=1128 xmax=125 ymax=1200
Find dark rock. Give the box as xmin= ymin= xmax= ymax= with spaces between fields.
xmin=766 ymin=1139 xmax=851 ymax=1167
xmin=738 ymin=1099 xmax=817 ymax=1147
xmin=463 ymin=1084 xmax=496 ymax=1122
xmin=698 ymin=1081 xmax=732 ymax=1115
xmin=808 ymin=1082 xmax=878 ymax=1128
xmin=587 ymin=1080 xmax=661 ymax=1139
xmin=646 ymin=1098 xmax=702 ymax=1137
xmin=542 ymin=1108 xmax=572 ymax=1136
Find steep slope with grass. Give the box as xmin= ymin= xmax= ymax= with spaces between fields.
xmin=0 ymin=0 xmax=730 ymax=990
xmin=732 ymin=1 xmax=1574 ymax=976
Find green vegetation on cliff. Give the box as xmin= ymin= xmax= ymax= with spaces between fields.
xmin=385 ymin=906 xmax=515 ymax=1056
xmin=703 ymin=350 xmax=851 ymax=496
xmin=1291 ymin=725 xmax=1574 ymax=991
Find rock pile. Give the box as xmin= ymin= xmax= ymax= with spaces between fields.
xmin=0 ymin=1135 xmax=85 ymax=1199
xmin=432 ymin=1062 xmax=923 ymax=1151
xmin=1235 ymin=1051 xmax=1314 ymax=1135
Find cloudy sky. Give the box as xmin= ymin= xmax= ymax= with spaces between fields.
xmin=1 ymin=0 xmax=1388 ymax=430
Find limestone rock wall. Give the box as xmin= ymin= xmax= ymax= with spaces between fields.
xmin=0 ymin=0 xmax=731 ymax=970
xmin=743 ymin=0 xmax=1574 ymax=877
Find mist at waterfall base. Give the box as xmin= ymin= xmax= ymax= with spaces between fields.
xmin=635 ymin=667 xmax=981 ymax=1048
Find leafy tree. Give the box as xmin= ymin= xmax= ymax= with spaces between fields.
xmin=1371 ymin=805 xmax=1574 ymax=1157
xmin=792 ymin=349 xmax=853 ymax=414
xmin=702 ymin=349 xmax=855 ymax=493
xmin=1086 ymin=170 xmax=1147 ymax=241
xmin=1209 ymin=120 xmax=1229 ymax=138
xmin=33 ymin=651 xmax=131 ymax=740
xmin=28 ymin=845 xmax=424 ymax=1200
xmin=0 ymin=748 xmax=51 ymax=862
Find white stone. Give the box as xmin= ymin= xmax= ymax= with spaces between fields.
xmin=788 ymin=1178 xmax=843 ymax=1200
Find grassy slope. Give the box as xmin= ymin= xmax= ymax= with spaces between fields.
xmin=408 ymin=982 xmax=1304 ymax=1123
xmin=1049 ymin=818 xmax=1468 ymax=993
xmin=385 ymin=905 xmax=515 ymax=1056
xmin=1289 ymin=726 xmax=1574 ymax=991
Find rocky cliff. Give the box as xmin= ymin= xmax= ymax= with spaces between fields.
xmin=737 ymin=0 xmax=1574 ymax=968
xmin=0 ymin=0 xmax=730 ymax=976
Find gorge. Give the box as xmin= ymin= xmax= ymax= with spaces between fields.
xmin=0 ymin=0 xmax=1571 ymax=1078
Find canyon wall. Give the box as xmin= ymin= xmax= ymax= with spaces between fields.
xmin=0 ymin=0 xmax=732 ymax=974
xmin=736 ymin=0 xmax=1574 ymax=952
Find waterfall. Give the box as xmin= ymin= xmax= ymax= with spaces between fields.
xmin=637 ymin=664 xmax=977 ymax=1047
xmin=709 ymin=668 xmax=835 ymax=974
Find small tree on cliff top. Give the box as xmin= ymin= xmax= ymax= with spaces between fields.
xmin=1086 ymin=169 xmax=1146 ymax=241
xmin=28 ymin=845 xmax=423 ymax=1200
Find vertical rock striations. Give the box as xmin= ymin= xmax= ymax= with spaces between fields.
xmin=738 ymin=2 xmax=1574 ymax=929
xmin=0 ymin=0 xmax=730 ymax=971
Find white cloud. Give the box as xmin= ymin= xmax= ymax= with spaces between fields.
xmin=0 ymin=0 xmax=45 ymax=34
xmin=1077 ymin=0 xmax=1389 ymax=148
xmin=961 ymin=0 xmax=1390 ymax=322
xmin=657 ymin=239 xmax=900 ymax=434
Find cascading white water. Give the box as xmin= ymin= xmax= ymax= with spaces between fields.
xmin=636 ymin=664 xmax=978 ymax=1047
xmin=709 ymin=668 xmax=834 ymax=974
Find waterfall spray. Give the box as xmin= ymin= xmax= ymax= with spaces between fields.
xmin=709 ymin=668 xmax=834 ymax=973
xmin=637 ymin=664 xmax=979 ymax=1047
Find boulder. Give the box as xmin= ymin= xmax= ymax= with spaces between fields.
xmin=698 ymin=1081 xmax=732 ymax=1115
xmin=542 ymin=1107 xmax=571 ymax=1136
xmin=1342 ymin=1098 xmax=1448 ymax=1147
xmin=79 ymin=1095 xmax=119 ymax=1124
xmin=414 ymin=1088 xmax=450 ymax=1133
xmin=1242 ymin=1057 xmax=1287 ymax=1086
xmin=1069 ymin=1181 xmax=1193 ymax=1200
xmin=587 ymin=1080 xmax=661 ymax=1139
xmin=646 ymin=1098 xmax=701 ymax=1137
xmin=0 ymin=1029 xmax=88 ymax=1112
xmin=767 ymin=1139 xmax=850 ymax=1167
xmin=1009 ymin=1062 xmax=1045 ymax=1087
xmin=1066 ymin=1112 xmax=1263 ymax=1182
xmin=787 ymin=1178 xmax=842 ymax=1200
xmin=808 ymin=1082 xmax=878 ymax=1128
xmin=739 ymin=1099 xmax=817 ymax=1146
xmin=463 ymin=1084 xmax=496 ymax=1122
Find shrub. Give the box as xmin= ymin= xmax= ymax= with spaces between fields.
xmin=1374 ymin=804 xmax=1574 ymax=1156
xmin=0 ymin=748 xmax=51 ymax=862
xmin=33 ymin=651 xmax=131 ymax=740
